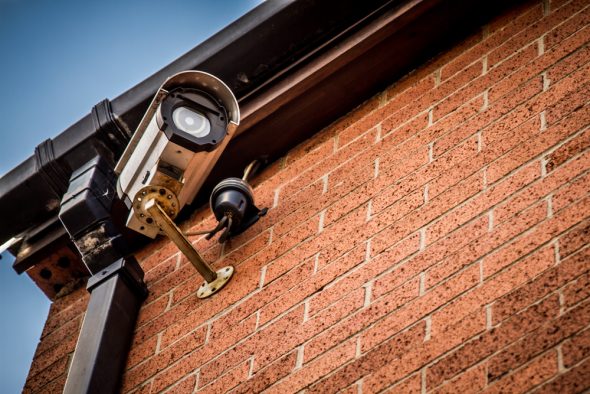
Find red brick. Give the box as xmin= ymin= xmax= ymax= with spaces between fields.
xmin=306 ymin=277 xmax=419 ymax=361
xmin=431 ymin=364 xmax=486 ymax=394
xmin=257 ymin=260 xmax=318 ymax=326
xmin=136 ymin=293 xmax=169 ymax=328
xmin=532 ymin=356 xmax=590 ymax=393
xmin=158 ymin=374 xmax=195 ymax=394
xmin=560 ymin=219 xmax=590 ymax=258
xmin=126 ymin=335 xmax=157 ymax=370
xmin=546 ymin=80 xmax=590 ymax=127
xmin=138 ymin=240 xmax=178 ymax=273
xmin=434 ymin=54 xmax=541 ymax=158
xmin=327 ymin=162 xmax=375 ymax=209
xmin=550 ymin=0 xmax=573 ymax=12
xmin=23 ymin=356 xmax=69 ymax=393
xmin=492 ymin=247 xmax=590 ymax=324
xmin=248 ymin=215 xmax=320 ymax=284
xmin=427 ymin=295 xmax=559 ymax=388
xmin=433 ymin=78 xmax=488 ymax=122
xmin=495 ymin=147 xmax=590 ymax=225
xmin=487 ymin=299 xmax=590 ymax=381
xmin=321 ymin=96 xmax=382 ymax=152
xmin=385 ymin=70 xmax=435 ymax=101
xmin=221 ymin=229 xmax=271 ymax=266
xmin=123 ymin=326 xmax=206 ymax=391
xmin=489 ymin=0 xmax=589 ymax=67
xmin=551 ymin=39 xmax=590 ymax=84
xmin=41 ymin=291 xmax=89 ymax=339
xmin=375 ymin=59 xmax=483 ymax=150
xmin=563 ymin=270 xmax=590 ymax=308
xmin=208 ymin=314 xmax=258 ymax=355
xmin=248 ymin=156 xmax=284 ymax=189
xmin=563 ymin=327 xmax=590 ymax=368
xmin=433 ymin=242 xmax=556 ymax=333
xmin=368 ymin=214 xmax=483 ymax=298
xmin=231 ymin=351 xmax=297 ymax=394
xmin=490 ymin=25 xmax=590 ymax=105
xmin=143 ymin=252 xmax=178 ymax=284
xmin=370 ymin=168 xmax=483 ymax=258
xmin=198 ymin=305 xmax=305 ymax=387
xmin=218 ymin=242 xmax=366 ymax=339
xmin=28 ymin=329 xmax=78 ymax=378
xmin=440 ymin=2 xmax=542 ymax=81
xmin=545 ymin=3 xmax=590 ymax=49
xmin=273 ymin=205 xmax=367 ymax=278
xmin=285 ymin=127 xmax=336 ymax=167
xmin=549 ymin=46 xmax=590 ymax=91
xmin=286 ymin=137 xmax=335 ymax=175
xmin=144 ymin=260 xmax=196 ymax=305
xmin=309 ymin=234 xmax=420 ymax=315
xmin=288 ymin=288 xmax=365 ymax=364
xmin=484 ymin=350 xmax=558 ymax=394
xmin=553 ymin=169 xmax=590 ymax=212
xmin=362 ymin=265 xmax=478 ymax=352
xmin=484 ymin=240 xmax=555 ymax=281
xmin=40 ymin=374 xmax=67 ymax=394
xmin=198 ymin=360 xmax=248 ymax=394
xmin=33 ymin=316 xmax=81 ymax=360
xmin=265 ymin=338 xmax=357 ymax=394
xmin=370 ymin=156 xmax=429 ymax=215
xmin=363 ymin=309 xmax=484 ymax=393
xmin=133 ymin=254 xmax=261 ymax=349
xmin=280 ymin=128 xmax=379 ymax=199
xmin=429 ymin=161 xmax=538 ymax=242
xmin=28 ymin=3 xmax=590 ymax=393
xmin=380 ymin=372 xmax=421 ymax=393
xmin=307 ymin=323 xmax=425 ymax=393
xmin=270 ymin=179 xmax=324 ymax=228
xmin=169 ymin=248 xmax=260 ymax=307
xmin=338 ymin=115 xmax=378 ymax=149
xmin=438 ymin=46 xmax=539 ymax=124
xmin=426 ymin=200 xmax=547 ymax=289
xmin=338 ymin=383 xmax=360 ymax=394
xmin=381 ymin=110 xmax=429 ymax=144
xmin=487 ymin=105 xmax=590 ymax=183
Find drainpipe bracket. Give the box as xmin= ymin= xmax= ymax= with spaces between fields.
xmin=91 ymin=99 xmax=130 ymax=154
xmin=87 ymin=256 xmax=147 ymax=299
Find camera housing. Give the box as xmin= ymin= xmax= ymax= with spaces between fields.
xmin=115 ymin=71 xmax=240 ymax=238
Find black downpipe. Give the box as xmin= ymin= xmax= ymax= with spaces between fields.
xmin=63 ymin=257 xmax=146 ymax=394
xmin=59 ymin=157 xmax=147 ymax=393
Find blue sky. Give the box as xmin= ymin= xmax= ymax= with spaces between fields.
xmin=0 ymin=0 xmax=261 ymax=391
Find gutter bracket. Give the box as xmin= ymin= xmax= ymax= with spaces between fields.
xmin=91 ymin=99 xmax=130 ymax=155
xmin=34 ymin=139 xmax=70 ymax=198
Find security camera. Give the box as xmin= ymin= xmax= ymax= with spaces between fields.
xmin=115 ymin=71 xmax=240 ymax=239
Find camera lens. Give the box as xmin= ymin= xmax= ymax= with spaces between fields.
xmin=172 ymin=106 xmax=211 ymax=138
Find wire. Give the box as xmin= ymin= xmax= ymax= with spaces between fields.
xmin=242 ymin=159 xmax=259 ymax=182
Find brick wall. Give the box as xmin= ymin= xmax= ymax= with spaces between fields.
xmin=24 ymin=0 xmax=590 ymax=392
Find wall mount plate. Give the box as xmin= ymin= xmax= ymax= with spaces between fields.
xmin=197 ymin=266 xmax=234 ymax=298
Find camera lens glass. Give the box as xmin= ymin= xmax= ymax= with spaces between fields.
xmin=172 ymin=106 xmax=211 ymax=138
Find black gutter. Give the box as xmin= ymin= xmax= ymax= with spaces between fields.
xmin=0 ymin=0 xmax=394 ymax=246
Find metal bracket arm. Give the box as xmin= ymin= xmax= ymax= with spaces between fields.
xmin=144 ymin=199 xmax=233 ymax=298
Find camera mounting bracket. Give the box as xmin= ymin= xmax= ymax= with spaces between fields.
xmin=144 ymin=199 xmax=233 ymax=298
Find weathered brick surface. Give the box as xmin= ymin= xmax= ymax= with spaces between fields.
xmin=25 ymin=1 xmax=590 ymax=392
